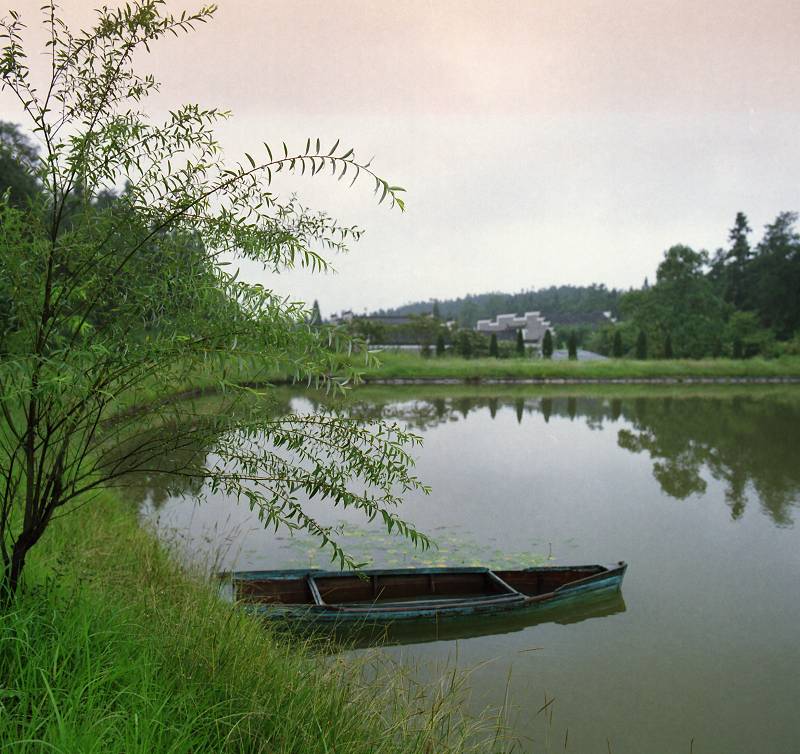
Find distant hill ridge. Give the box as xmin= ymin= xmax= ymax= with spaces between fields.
xmin=374 ymin=285 xmax=623 ymax=328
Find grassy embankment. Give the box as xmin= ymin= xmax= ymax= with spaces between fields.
xmin=0 ymin=493 xmax=511 ymax=753
xmin=358 ymin=351 xmax=800 ymax=382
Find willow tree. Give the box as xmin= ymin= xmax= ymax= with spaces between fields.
xmin=0 ymin=2 xmax=428 ymax=601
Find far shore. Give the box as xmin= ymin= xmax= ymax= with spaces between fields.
xmin=355 ymin=352 xmax=800 ymax=385
xmin=365 ymin=375 xmax=800 ymax=385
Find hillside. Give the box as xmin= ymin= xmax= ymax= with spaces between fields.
xmin=375 ymin=284 xmax=623 ymax=327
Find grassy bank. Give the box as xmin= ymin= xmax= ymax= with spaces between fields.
xmin=359 ymin=352 xmax=800 ymax=382
xmin=0 ymin=494 xmax=509 ymax=753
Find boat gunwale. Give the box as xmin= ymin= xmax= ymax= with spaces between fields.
xmin=224 ymin=563 xmax=619 ymax=582
xmin=226 ymin=562 xmax=627 ymax=618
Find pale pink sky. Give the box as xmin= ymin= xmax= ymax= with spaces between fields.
xmin=3 ymin=1 xmax=800 ymax=313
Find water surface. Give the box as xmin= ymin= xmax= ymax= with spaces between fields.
xmin=135 ymin=386 xmax=800 ymax=753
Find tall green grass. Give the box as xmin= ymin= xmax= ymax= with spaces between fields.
xmin=359 ymin=352 xmax=800 ymax=382
xmin=0 ymin=497 xmax=514 ymax=753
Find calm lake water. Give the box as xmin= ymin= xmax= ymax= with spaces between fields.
xmin=135 ymin=386 xmax=800 ymax=753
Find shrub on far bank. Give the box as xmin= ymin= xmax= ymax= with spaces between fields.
xmin=636 ymin=330 xmax=648 ymax=359
xmin=567 ymin=332 xmax=578 ymax=360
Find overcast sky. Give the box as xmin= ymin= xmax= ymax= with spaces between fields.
xmin=4 ymin=1 xmax=800 ymax=316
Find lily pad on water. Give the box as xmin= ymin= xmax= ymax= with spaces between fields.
xmin=271 ymin=520 xmax=554 ymax=570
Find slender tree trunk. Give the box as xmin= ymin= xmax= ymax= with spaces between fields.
xmin=0 ymin=519 xmax=48 ymax=607
xmin=0 ymin=547 xmax=27 ymax=608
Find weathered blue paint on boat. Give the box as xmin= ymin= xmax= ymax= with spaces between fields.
xmin=227 ymin=562 xmax=628 ymax=623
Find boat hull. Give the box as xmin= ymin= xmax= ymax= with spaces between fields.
xmin=227 ymin=562 xmax=627 ymax=624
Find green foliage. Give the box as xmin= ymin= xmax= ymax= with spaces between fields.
xmin=664 ymin=334 xmax=673 ymax=359
xmin=775 ymin=331 xmax=800 ymax=356
xmin=0 ymin=121 xmax=39 ymax=207
xmin=456 ymin=330 xmax=472 ymax=359
xmin=636 ymin=330 xmax=648 ymax=360
xmin=612 ymin=329 xmax=623 ymax=358
xmin=515 ymin=328 xmax=524 ymax=356
xmin=725 ymin=311 xmax=774 ymax=358
xmin=435 ymin=331 xmax=446 ymax=356
xmin=625 ymin=215 xmax=799 ymax=358
xmin=567 ymin=332 xmax=578 ymax=360
xmin=747 ymin=212 xmax=800 ymax=339
xmin=451 ymin=329 xmax=489 ymax=359
xmin=622 ymin=245 xmax=726 ymax=359
xmin=488 ymin=333 xmax=498 ymax=358
xmin=713 ymin=212 xmax=753 ymax=310
xmin=349 ymin=317 xmax=386 ymax=344
xmin=555 ymin=325 xmax=591 ymax=350
xmin=348 ymin=314 xmax=440 ymax=348
xmin=542 ymin=329 xmax=553 ymax=359
xmin=0 ymin=2 xmax=426 ymax=598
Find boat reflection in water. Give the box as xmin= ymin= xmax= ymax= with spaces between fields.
xmin=333 ymin=589 xmax=627 ymax=650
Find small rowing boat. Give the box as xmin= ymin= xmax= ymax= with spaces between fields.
xmin=226 ymin=562 xmax=628 ymax=623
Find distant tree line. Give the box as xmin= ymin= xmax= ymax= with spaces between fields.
xmin=373 ymin=211 xmax=800 ymax=360
xmin=376 ymin=284 xmax=622 ymax=328
xmin=588 ymin=212 xmax=800 ymax=359
xmin=343 ymin=310 xmax=542 ymax=359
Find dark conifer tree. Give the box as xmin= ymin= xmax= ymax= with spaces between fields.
xmin=489 ymin=333 xmax=499 ymax=357
xmin=435 ymin=332 xmax=446 ymax=357
xmin=515 ymin=328 xmax=525 ymax=356
xmin=723 ymin=212 xmax=752 ymax=309
xmin=664 ymin=333 xmax=673 ymax=359
xmin=542 ymin=329 xmax=553 ymax=359
xmin=309 ymin=299 xmax=322 ymax=325
xmin=567 ymin=331 xmax=578 ymax=360
xmin=636 ymin=330 xmax=648 ymax=359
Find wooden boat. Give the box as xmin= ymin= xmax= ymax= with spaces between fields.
xmin=227 ymin=562 xmax=627 ymax=623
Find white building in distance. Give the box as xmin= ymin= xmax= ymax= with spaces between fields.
xmin=475 ymin=311 xmax=553 ymax=346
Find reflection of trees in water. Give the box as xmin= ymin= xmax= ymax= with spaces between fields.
xmin=617 ymin=396 xmax=800 ymax=525
xmin=317 ymin=390 xmax=800 ymax=526
xmin=108 ymin=393 xmax=294 ymax=509
xmin=541 ymin=397 xmax=552 ymax=423
xmin=110 ymin=421 xmax=215 ymax=508
xmin=124 ymin=389 xmax=800 ymax=526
